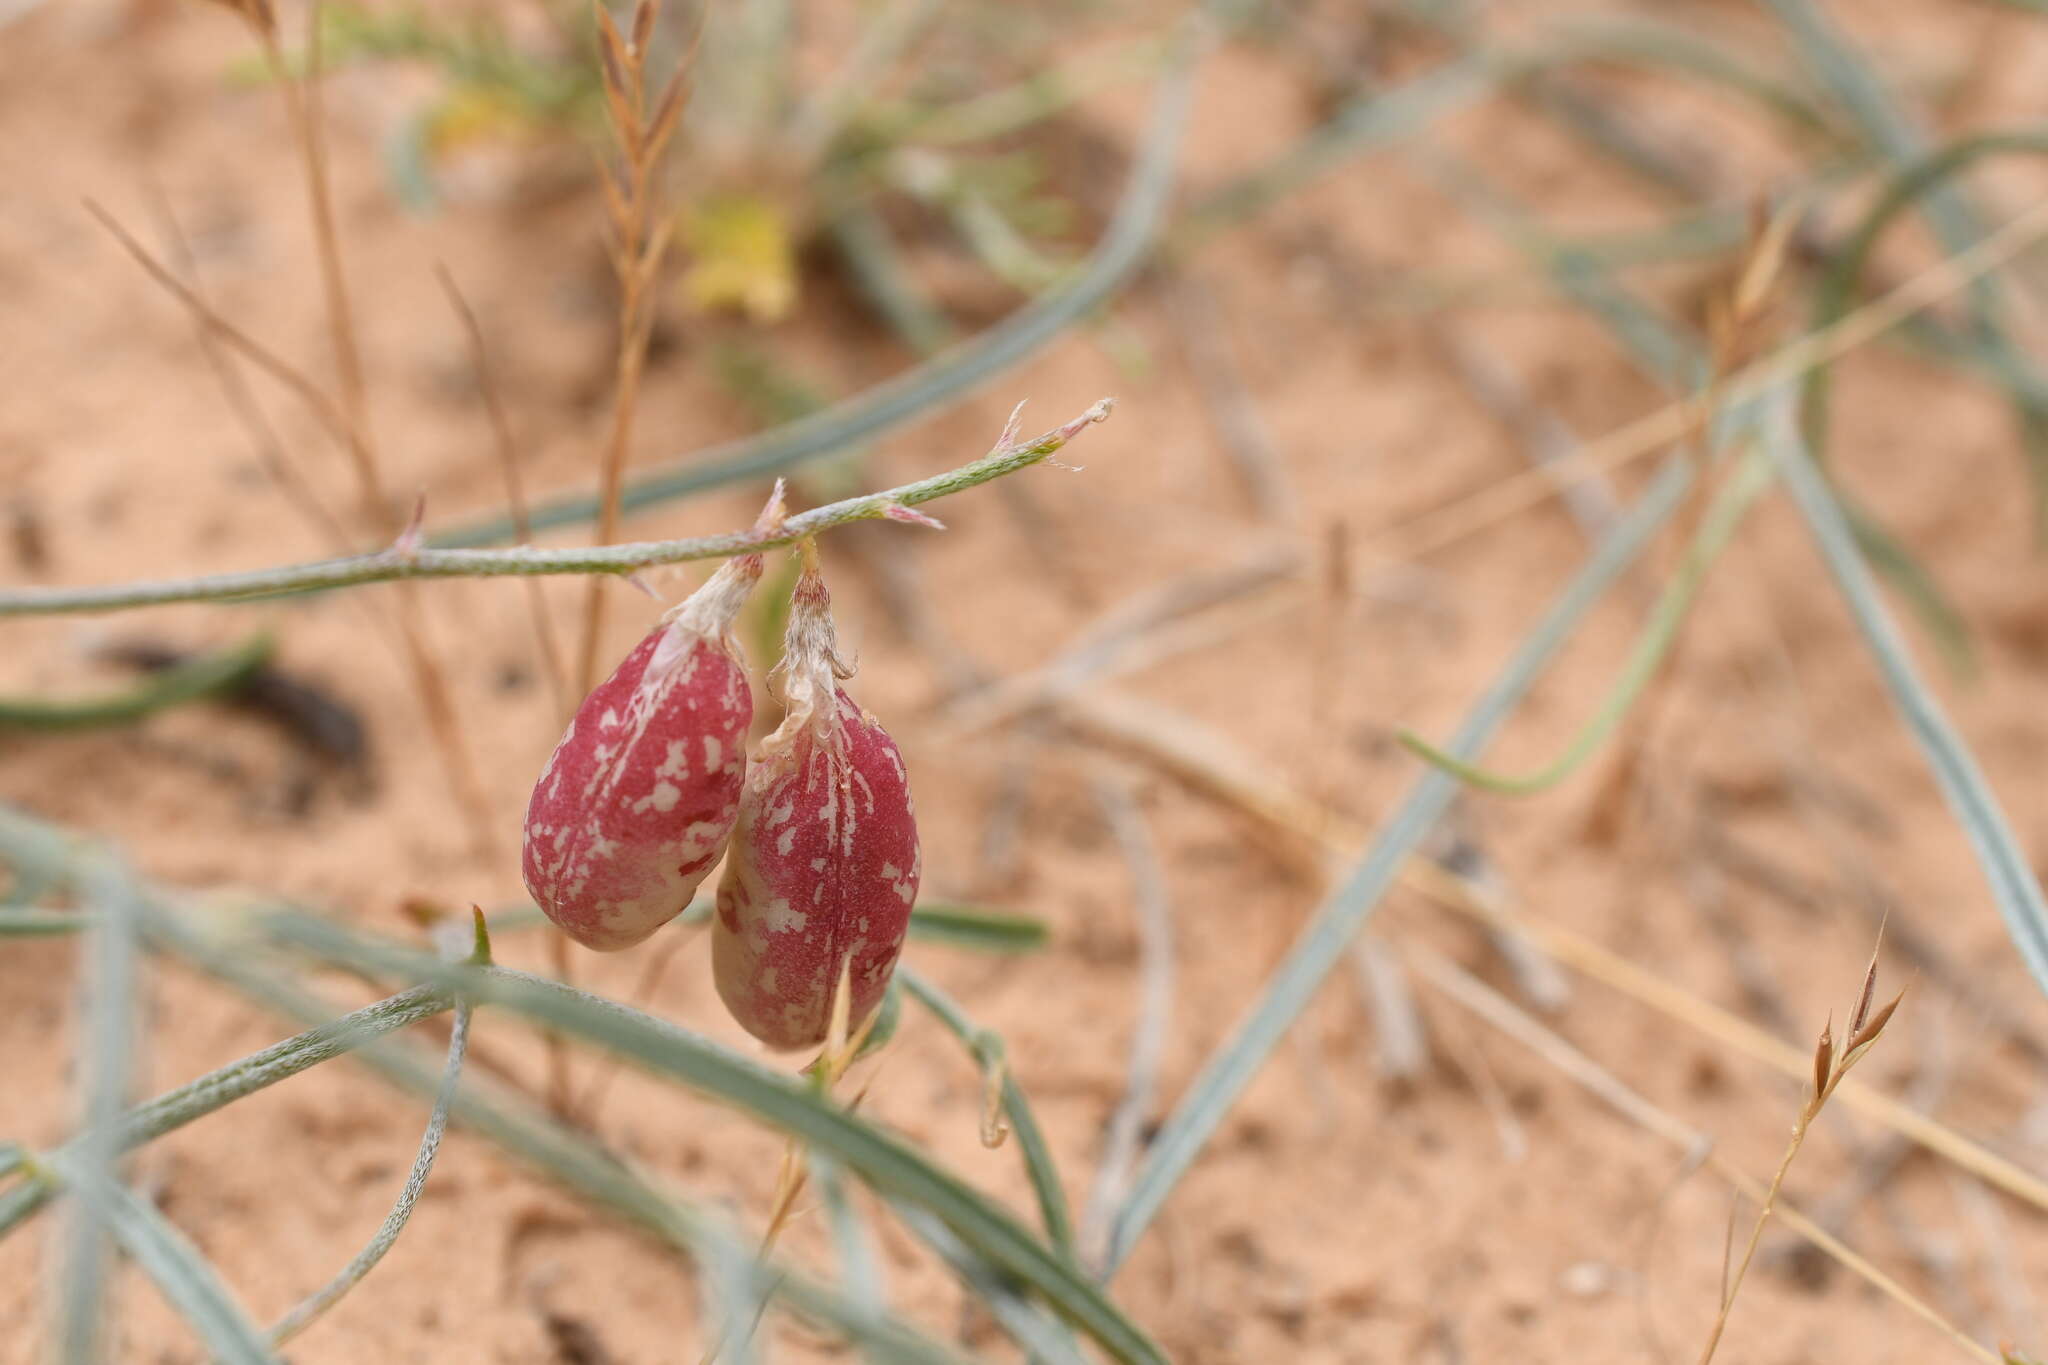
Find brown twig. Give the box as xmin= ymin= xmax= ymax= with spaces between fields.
xmin=212 ymin=3 xmax=498 ymax=862
xmin=1407 ymin=944 xmax=1994 ymax=1365
xmin=434 ymin=265 xmax=570 ymax=718
xmin=576 ymin=0 xmax=693 ymax=695
xmin=1696 ymin=939 xmax=1907 ymax=1363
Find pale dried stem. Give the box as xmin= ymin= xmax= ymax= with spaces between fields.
xmin=148 ymin=189 xmax=353 ymax=554
xmin=1038 ymin=682 xmax=2048 ymax=1217
xmin=1410 ymin=945 xmax=1998 ymax=1365
xmin=435 ymin=265 xmax=570 ymax=718
xmin=254 ymin=14 xmax=384 ymax=528
xmin=241 ymin=8 xmax=495 ymax=861
xmin=1377 ymin=195 xmax=2048 ymax=560
xmin=577 ymin=14 xmax=677 ymax=697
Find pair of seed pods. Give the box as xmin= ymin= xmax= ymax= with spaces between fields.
xmin=520 ymin=535 xmax=918 ymax=1051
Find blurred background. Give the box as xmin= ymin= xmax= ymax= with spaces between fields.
xmin=1 ymin=0 xmax=2046 ymax=1360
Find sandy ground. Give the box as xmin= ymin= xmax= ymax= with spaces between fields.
xmin=3 ymin=0 xmax=2048 ymax=1361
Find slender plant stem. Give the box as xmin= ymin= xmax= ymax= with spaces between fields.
xmin=268 ymin=1001 xmax=473 ymax=1346
xmin=1102 ymin=457 xmax=1693 ymax=1274
xmin=0 ymin=984 xmax=457 ymax=1241
xmin=1697 ymin=1110 xmax=1812 ymax=1363
xmin=434 ymin=24 xmax=1200 ymax=548
xmin=1398 ymin=447 xmax=1774 ymax=794
xmin=896 ymin=964 xmax=1077 ymax=1258
xmin=0 ymin=634 xmax=272 ymax=731
xmin=0 ymin=402 xmax=1112 ymax=617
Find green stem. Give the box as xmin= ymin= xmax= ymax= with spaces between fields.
xmin=897 ymin=964 xmax=1077 ymax=1259
xmin=1398 ymin=448 xmax=1774 ymax=794
xmin=268 ymin=1001 xmax=474 ymax=1346
xmin=0 ymin=405 xmax=1109 ymax=617
xmin=0 ymin=634 xmax=274 ymax=729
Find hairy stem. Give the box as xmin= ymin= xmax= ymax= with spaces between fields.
xmin=0 ymin=401 xmax=1113 ymax=617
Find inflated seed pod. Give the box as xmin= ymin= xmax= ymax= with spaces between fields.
xmin=522 ymin=551 xmax=762 ymax=951
xmin=714 ymin=542 xmax=920 ymax=1049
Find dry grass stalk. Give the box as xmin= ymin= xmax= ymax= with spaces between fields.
xmin=435 ymin=265 xmax=570 ymax=719
xmin=1040 ymin=685 xmax=2048 ymax=1221
xmin=576 ymin=0 xmax=695 ymax=695
xmin=1377 ymin=194 xmax=2048 ymax=561
xmin=185 ymin=1 xmax=502 ymax=860
xmin=1408 ymin=944 xmax=1997 ymax=1365
xmin=1695 ymin=938 xmax=1907 ymax=1363
xmin=1580 ymin=200 xmax=1798 ymax=846
xmin=1411 ymin=871 xmax=2048 ymax=1217
xmin=243 ymin=2 xmax=385 ymax=524
xmin=147 ymin=189 xmax=353 ymax=555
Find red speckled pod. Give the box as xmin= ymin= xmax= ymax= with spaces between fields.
xmin=714 ymin=544 xmax=919 ymax=1049
xmin=522 ymin=553 xmax=761 ymax=951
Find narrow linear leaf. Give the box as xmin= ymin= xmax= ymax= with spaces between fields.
xmin=1102 ymin=458 xmax=1692 ymax=1273
xmin=58 ymin=852 xmax=146 ymax=1365
xmin=813 ymin=1153 xmax=887 ymax=1335
xmin=895 ymin=1203 xmax=1088 ymax=1365
xmin=131 ymin=899 xmax=978 ymax=1365
xmin=1842 ymin=501 xmax=1976 ymax=677
xmin=52 ymin=1155 xmax=279 ymax=1365
xmin=1802 ymin=128 xmax=2048 ymax=462
xmin=0 ymin=909 xmax=92 ymax=935
xmin=265 ymin=920 xmax=1160 ymax=1365
xmin=1401 ymin=448 xmax=1773 ymax=794
xmin=0 ymin=633 xmax=271 ymax=731
xmin=897 ymin=963 xmax=1075 ymax=1257
xmin=267 ymin=1000 xmax=473 ymax=1345
xmin=904 ymin=903 xmax=1051 ymax=953
xmin=436 ymin=26 xmax=1203 ymax=547
xmin=1448 ymin=157 xmax=2048 ymax=1004
xmin=1761 ymin=408 xmax=2048 ymax=993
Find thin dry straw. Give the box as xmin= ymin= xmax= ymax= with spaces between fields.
xmin=1407 ymin=946 xmax=2002 ymax=1365
xmin=1375 ymin=195 xmax=2048 ymax=562
xmin=436 ymin=23 xmax=1204 ymax=548
xmin=1443 ymin=159 xmax=2048 ymax=1000
xmin=1803 ymin=127 xmax=2048 ymax=459
xmin=1099 ymin=456 xmax=1695 ymax=1275
xmin=1398 ymin=447 xmax=1775 ymax=794
xmin=1762 ymin=0 xmax=2048 ymax=494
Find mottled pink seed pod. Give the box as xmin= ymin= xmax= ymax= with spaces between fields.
xmin=522 ymin=553 xmax=762 ymax=951
xmin=714 ymin=544 xmax=919 ymax=1049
